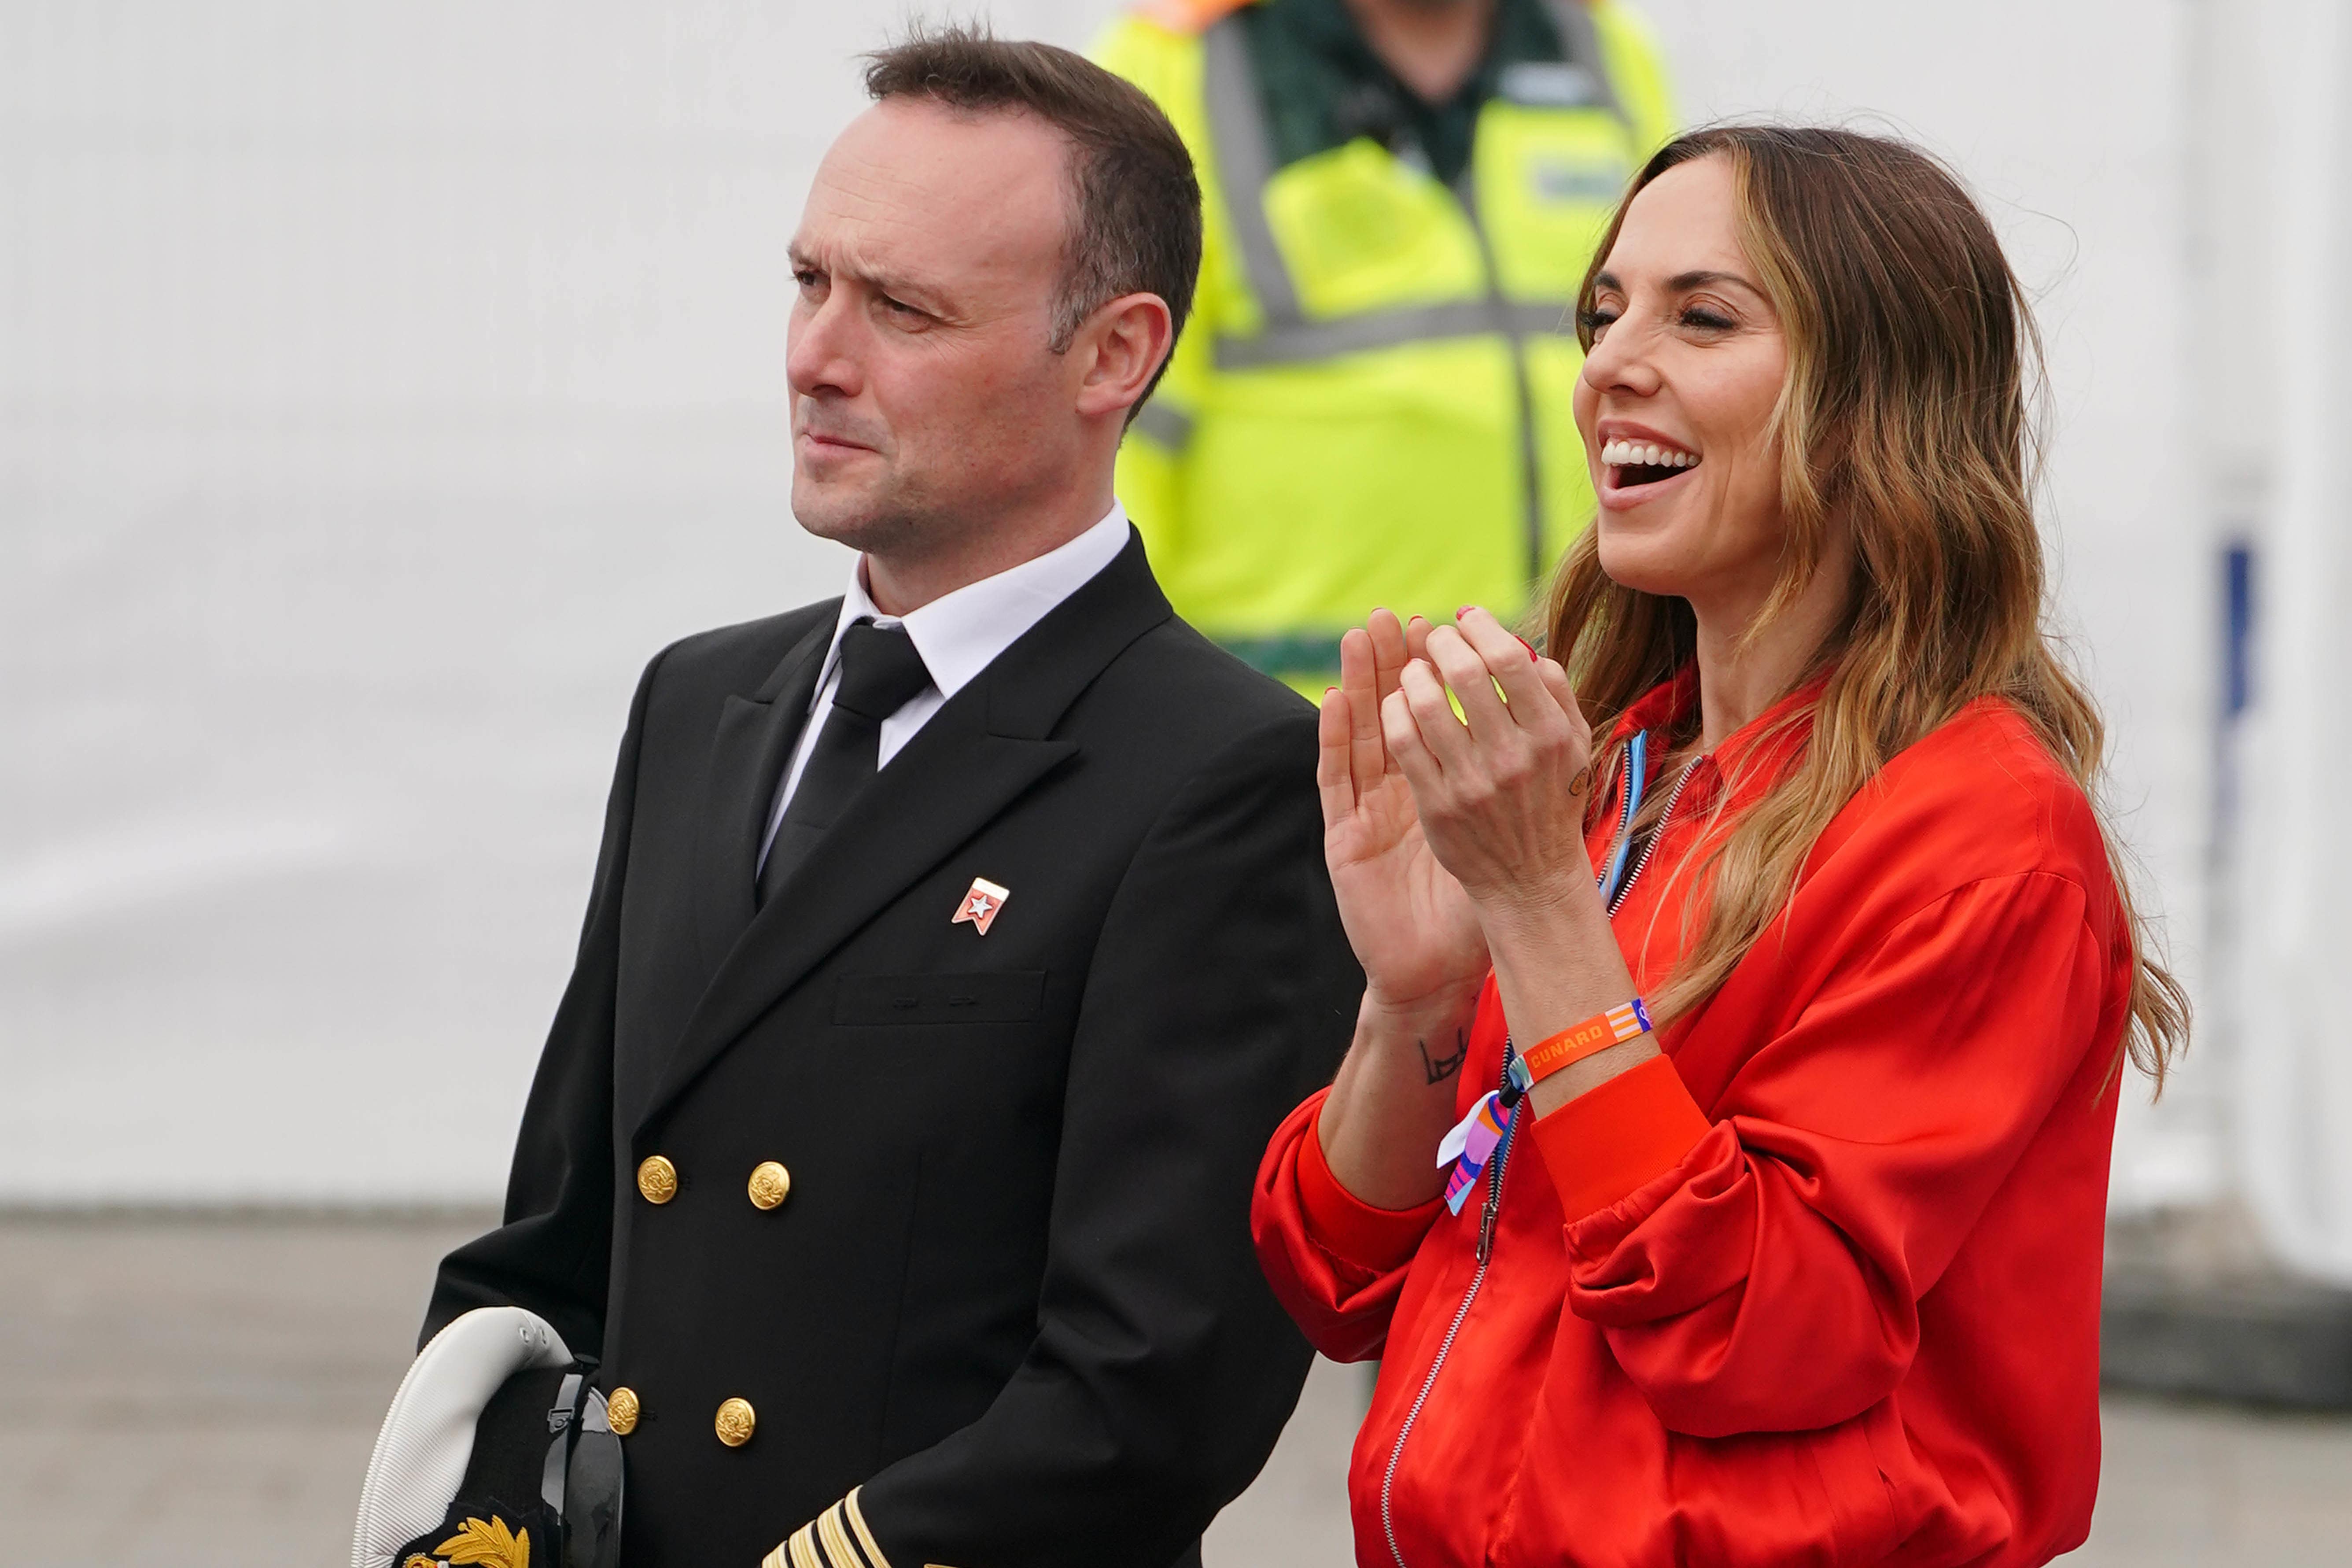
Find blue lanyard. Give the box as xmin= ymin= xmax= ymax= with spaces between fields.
xmin=1597 ymin=728 xmax=1649 ymax=907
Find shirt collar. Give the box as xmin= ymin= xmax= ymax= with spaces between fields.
xmin=818 ymin=503 xmax=1132 ymax=705
xmin=1607 ymin=662 xmax=1832 ymax=815
xmin=1608 ymin=663 xmax=1831 ymax=752
xmin=1610 ymin=664 xmax=1703 ymax=746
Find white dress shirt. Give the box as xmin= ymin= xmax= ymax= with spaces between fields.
xmin=756 ymin=503 xmax=1133 ymax=871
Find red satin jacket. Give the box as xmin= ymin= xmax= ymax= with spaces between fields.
xmin=1253 ymin=673 xmax=2134 ymax=1567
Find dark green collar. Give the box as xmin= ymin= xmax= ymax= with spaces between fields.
xmin=1241 ymin=0 xmax=1568 ymax=187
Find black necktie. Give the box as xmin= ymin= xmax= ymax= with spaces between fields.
xmin=756 ymin=619 xmax=933 ymax=908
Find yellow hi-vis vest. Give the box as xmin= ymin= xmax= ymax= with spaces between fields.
xmin=1096 ymin=0 xmax=1674 ymax=679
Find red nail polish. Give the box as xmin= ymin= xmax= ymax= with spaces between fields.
xmin=1515 ymin=634 xmax=1537 ymax=660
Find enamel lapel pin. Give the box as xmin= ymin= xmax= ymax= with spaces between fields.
xmin=952 ymin=877 xmax=1010 ymax=936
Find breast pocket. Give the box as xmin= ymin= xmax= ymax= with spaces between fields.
xmin=833 ymin=970 xmax=1048 ymax=1026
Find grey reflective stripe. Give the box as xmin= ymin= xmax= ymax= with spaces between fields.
xmin=1128 ymin=395 xmax=1196 ymax=449
xmin=1543 ymin=0 xmax=1629 ymax=125
xmin=1453 ymin=169 xmax=1549 ymax=587
xmin=1217 ymin=631 xmax=1347 ymax=679
xmin=1196 ymin=0 xmax=1622 ymax=588
xmin=1214 ymin=300 xmax=1572 ymax=369
xmin=1202 ymin=15 xmax=1302 ymax=331
xmin=1202 ymin=3 xmax=1623 ymax=361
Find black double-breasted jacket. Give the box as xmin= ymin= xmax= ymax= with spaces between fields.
xmin=423 ymin=533 xmax=1363 ymax=1568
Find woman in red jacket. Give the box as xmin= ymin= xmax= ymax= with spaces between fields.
xmin=1253 ymin=126 xmax=2189 ymax=1568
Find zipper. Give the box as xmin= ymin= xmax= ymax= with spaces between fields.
xmin=1373 ymin=747 xmax=1704 ymax=1566
xmin=1605 ymin=752 xmax=1706 ymax=918
xmin=1379 ymin=1040 xmax=1521 ymax=1568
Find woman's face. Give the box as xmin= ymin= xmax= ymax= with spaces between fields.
xmin=1573 ymin=155 xmax=1791 ymax=613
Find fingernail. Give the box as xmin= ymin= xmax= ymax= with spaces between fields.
xmin=1457 ymin=605 xmax=1475 ymax=619
xmin=1515 ymin=634 xmax=1537 ymax=660
xmin=1325 ymin=686 xmax=1339 ymax=696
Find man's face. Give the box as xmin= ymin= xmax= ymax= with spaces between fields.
xmin=787 ymin=98 xmax=1078 ymax=558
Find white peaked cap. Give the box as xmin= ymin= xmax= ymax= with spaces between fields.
xmin=350 ymin=1306 xmax=573 ymax=1568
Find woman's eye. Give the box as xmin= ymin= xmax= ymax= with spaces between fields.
xmin=1681 ymin=307 xmax=1736 ymax=332
xmin=1578 ymin=307 xmax=1620 ymax=339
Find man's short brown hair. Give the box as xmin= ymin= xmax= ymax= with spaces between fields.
xmin=864 ymin=24 xmax=1202 ymax=412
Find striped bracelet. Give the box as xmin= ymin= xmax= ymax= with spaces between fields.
xmin=1518 ymin=998 xmax=1654 ymax=1086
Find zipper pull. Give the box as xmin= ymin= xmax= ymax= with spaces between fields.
xmin=1476 ymin=1112 xmax=1513 ymax=1261
xmin=1477 ymin=1044 xmax=1517 ymax=1263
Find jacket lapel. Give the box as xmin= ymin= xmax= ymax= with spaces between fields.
xmin=689 ymin=614 xmax=835 ymax=977
xmin=637 ymin=531 xmax=1172 ymax=1136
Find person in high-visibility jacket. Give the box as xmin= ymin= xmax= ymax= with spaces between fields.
xmin=1094 ymin=0 xmax=1674 ymax=682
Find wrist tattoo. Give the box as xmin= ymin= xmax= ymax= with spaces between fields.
xmin=1418 ymin=1031 xmax=1468 ymax=1085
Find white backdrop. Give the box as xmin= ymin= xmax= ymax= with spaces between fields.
xmin=1 ymin=0 xmax=2223 ymax=1205
xmin=2232 ymin=0 xmax=2352 ymax=1282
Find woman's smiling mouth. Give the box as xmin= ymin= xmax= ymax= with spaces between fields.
xmin=1597 ymin=435 xmax=1702 ymax=503
xmin=1600 ymin=435 xmax=1702 ymax=493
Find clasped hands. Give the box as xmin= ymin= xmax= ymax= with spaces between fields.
xmin=1318 ymin=606 xmax=1641 ymax=1131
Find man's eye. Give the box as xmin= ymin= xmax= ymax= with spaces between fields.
xmin=794 ymin=270 xmax=822 ymax=290
xmin=882 ymin=296 xmax=923 ymax=318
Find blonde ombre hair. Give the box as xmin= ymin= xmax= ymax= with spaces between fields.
xmin=1548 ymin=125 xmax=2188 ymax=1088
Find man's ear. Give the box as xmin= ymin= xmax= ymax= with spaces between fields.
xmin=1071 ymin=291 xmax=1175 ymax=421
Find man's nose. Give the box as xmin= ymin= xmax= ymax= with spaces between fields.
xmin=787 ymin=296 xmax=863 ymax=402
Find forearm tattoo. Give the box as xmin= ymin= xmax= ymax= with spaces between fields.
xmin=1418 ymin=1030 xmax=1468 ymax=1085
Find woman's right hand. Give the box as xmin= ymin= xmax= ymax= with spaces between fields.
xmin=1320 ymin=610 xmax=1490 ymax=1022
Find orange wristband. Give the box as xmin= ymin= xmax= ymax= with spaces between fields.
xmin=1519 ymin=998 xmax=1654 ymax=1085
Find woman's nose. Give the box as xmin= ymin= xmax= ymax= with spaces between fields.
xmin=1581 ymin=321 xmax=1663 ymax=399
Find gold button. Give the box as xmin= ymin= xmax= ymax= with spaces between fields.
xmin=606 ymin=1386 xmax=639 ymax=1436
xmin=637 ymin=1155 xmax=678 ymax=1205
xmin=715 ymin=1395 xmax=756 ymax=1447
xmin=747 ymin=1161 xmax=791 ymax=1210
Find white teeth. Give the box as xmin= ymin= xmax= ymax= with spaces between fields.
xmin=1600 ymin=438 xmax=1698 ymax=468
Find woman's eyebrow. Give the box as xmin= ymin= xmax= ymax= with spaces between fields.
xmin=1591 ymin=267 xmax=1763 ymax=297
xmin=1668 ymin=269 xmax=1762 ymax=295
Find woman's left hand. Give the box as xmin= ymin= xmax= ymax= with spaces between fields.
xmin=1382 ymin=607 xmax=1600 ymax=924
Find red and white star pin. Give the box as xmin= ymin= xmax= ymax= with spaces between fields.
xmin=951 ymin=876 xmax=1010 ymax=936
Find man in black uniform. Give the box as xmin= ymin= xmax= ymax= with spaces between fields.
xmin=413 ymin=29 xmax=1360 ymax=1568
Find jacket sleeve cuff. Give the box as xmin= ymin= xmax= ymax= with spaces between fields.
xmin=1298 ymin=1105 xmax=1443 ymax=1273
xmin=1531 ymin=1054 xmax=1711 ymax=1222
xmin=769 ymin=1487 xmax=892 ymax=1568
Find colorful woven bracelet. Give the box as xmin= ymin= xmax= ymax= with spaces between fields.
xmin=1518 ymin=998 xmax=1654 ymax=1086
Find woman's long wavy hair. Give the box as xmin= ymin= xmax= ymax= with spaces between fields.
xmin=1546 ymin=125 xmax=2188 ymax=1088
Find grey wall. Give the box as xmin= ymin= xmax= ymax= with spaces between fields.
xmin=1637 ymin=0 xmax=2222 ymax=1209
xmin=2 ymin=0 xmax=2221 ymax=1204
